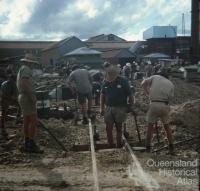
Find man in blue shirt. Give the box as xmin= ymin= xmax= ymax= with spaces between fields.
xmin=0 ymin=74 xmax=19 ymax=137
xmin=100 ymin=64 xmax=134 ymax=147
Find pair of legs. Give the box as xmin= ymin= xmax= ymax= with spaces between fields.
xmin=1 ymin=101 xmax=8 ymax=136
xmin=79 ymin=99 xmax=92 ymax=118
xmin=18 ymin=94 xmax=42 ymax=153
xmin=104 ymin=106 xmax=127 ymax=148
xmin=22 ymin=113 xmax=43 ymax=153
xmin=1 ymin=99 xmax=21 ymax=135
xmin=106 ymin=121 xmax=122 ymax=148
xmin=146 ymin=103 xmax=174 ymax=152
xmin=23 ymin=113 xmax=37 ymax=142
xmin=146 ymin=122 xmax=173 ymax=147
xmin=77 ymin=92 xmax=92 ymax=123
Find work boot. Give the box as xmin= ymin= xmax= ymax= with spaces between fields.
xmin=25 ymin=139 xmax=44 ymax=154
xmin=146 ymin=145 xmax=151 ymax=153
xmin=24 ymin=137 xmax=29 ymax=148
xmin=168 ymin=144 xmax=175 ymax=155
xmin=82 ymin=117 xmax=88 ymax=125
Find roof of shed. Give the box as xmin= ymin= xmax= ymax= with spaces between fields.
xmin=42 ymin=36 xmax=80 ymax=51
xmin=144 ymin=52 xmax=170 ymax=58
xmin=102 ymin=49 xmax=134 ymax=58
xmin=64 ymin=47 xmax=102 ymax=56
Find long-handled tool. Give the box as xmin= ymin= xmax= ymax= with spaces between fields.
xmin=155 ymin=121 xmax=160 ymax=143
xmin=73 ymin=98 xmax=79 ymax=125
xmin=132 ymin=111 xmax=142 ymax=143
xmin=38 ymin=120 xmax=68 ymax=152
xmin=90 ymin=114 xmax=100 ymax=141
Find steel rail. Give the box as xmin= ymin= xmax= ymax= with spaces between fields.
xmin=122 ymin=133 xmax=160 ymax=190
xmin=88 ymin=119 xmax=100 ymax=191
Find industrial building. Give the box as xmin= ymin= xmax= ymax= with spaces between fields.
xmin=63 ymin=47 xmax=103 ymax=68
xmin=41 ymin=36 xmax=86 ymax=66
xmin=191 ymin=0 xmax=200 ymax=64
xmin=142 ymin=26 xmax=177 ymax=59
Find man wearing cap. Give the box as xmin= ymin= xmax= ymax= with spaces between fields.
xmin=141 ymin=69 xmax=174 ymax=154
xmin=122 ymin=63 xmax=132 ymax=81
xmin=145 ymin=61 xmax=154 ymax=77
xmin=0 ymin=74 xmax=20 ymax=137
xmin=68 ymin=65 xmax=93 ymax=124
xmin=100 ymin=64 xmax=134 ymax=148
xmin=17 ymin=53 xmax=42 ymax=153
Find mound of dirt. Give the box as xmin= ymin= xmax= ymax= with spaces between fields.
xmin=170 ymin=99 xmax=200 ymax=136
xmin=172 ymin=79 xmax=200 ymax=104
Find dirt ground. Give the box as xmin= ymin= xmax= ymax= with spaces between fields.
xmin=0 ymin=78 xmax=199 ymax=191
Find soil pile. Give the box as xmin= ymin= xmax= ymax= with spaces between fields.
xmin=170 ymin=99 xmax=200 ymax=136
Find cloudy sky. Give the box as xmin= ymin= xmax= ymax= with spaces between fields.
xmin=0 ymin=0 xmax=191 ymax=41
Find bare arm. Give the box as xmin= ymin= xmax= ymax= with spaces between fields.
xmin=141 ymin=79 xmax=149 ymax=96
xmin=21 ymin=77 xmax=36 ymax=103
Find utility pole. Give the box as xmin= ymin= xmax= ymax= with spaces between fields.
xmin=182 ymin=13 xmax=185 ymax=36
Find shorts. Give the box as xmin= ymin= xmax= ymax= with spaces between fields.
xmin=77 ymin=92 xmax=92 ymax=104
xmin=18 ymin=94 xmax=37 ymax=116
xmin=104 ymin=106 xmax=127 ymax=124
xmin=146 ymin=102 xmax=170 ymax=124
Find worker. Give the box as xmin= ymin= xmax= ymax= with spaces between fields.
xmin=17 ymin=53 xmax=43 ymax=153
xmin=68 ymin=65 xmax=93 ymax=124
xmin=145 ymin=61 xmax=154 ymax=77
xmin=100 ymin=64 xmax=134 ymax=148
xmin=0 ymin=74 xmax=20 ymax=137
xmin=141 ymin=68 xmax=174 ymax=154
xmin=92 ymin=71 xmax=102 ymax=106
xmin=122 ymin=63 xmax=132 ymax=81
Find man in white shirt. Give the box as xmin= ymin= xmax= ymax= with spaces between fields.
xmin=141 ymin=69 xmax=174 ymax=154
xmin=68 ymin=65 xmax=93 ymax=124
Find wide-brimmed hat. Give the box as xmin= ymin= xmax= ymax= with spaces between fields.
xmin=103 ymin=61 xmax=111 ymax=69
xmin=105 ymin=65 xmax=118 ymax=82
xmin=20 ymin=53 xmax=39 ymax=64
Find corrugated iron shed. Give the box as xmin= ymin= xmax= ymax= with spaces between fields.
xmin=64 ymin=47 xmax=101 ymax=56
xmin=144 ymin=52 xmax=170 ymax=58
xmin=87 ymin=34 xmax=126 ymax=42
xmin=102 ymin=49 xmax=134 ymax=58
xmin=42 ymin=36 xmax=85 ymax=52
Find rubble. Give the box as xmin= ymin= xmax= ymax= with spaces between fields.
xmin=0 ymin=77 xmax=199 ymax=190
xmin=170 ymin=99 xmax=200 ymax=135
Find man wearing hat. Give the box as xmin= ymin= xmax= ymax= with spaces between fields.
xmin=122 ymin=63 xmax=132 ymax=81
xmin=141 ymin=68 xmax=174 ymax=154
xmin=17 ymin=53 xmax=42 ymax=153
xmin=100 ymin=64 xmax=134 ymax=148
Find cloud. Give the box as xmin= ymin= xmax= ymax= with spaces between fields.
xmin=0 ymin=0 xmax=191 ymax=41
xmin=74 ymin=0 xmax=99 ymax=18
xmin=0 ymin=0 xmax=37 ymax=39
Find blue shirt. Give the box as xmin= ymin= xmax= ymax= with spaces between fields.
xmin=101 ymin=76 xmax=132 ymax=106
xmin=1 ymin=80 xmax=17 ymax=98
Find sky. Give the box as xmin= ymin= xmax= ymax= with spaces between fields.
xmin=0 ymin=0 xmax=191 ymax=41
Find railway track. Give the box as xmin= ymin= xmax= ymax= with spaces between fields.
xmin=86 ymin=114 xmax=159 ymax=191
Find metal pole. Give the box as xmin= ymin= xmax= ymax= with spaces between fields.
xmin=56 ymin=83 xmax=57 ymax=102
xmin=133 ymin=113 xmax=141 ymax=143
xmin=155 ymin=122 xmax=160 ymax=143
xmin=88 ymin=119 xmax=100 ymax=191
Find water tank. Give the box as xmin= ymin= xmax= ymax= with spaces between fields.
xmin=143 ymin=26 xmax=177 ymax=40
